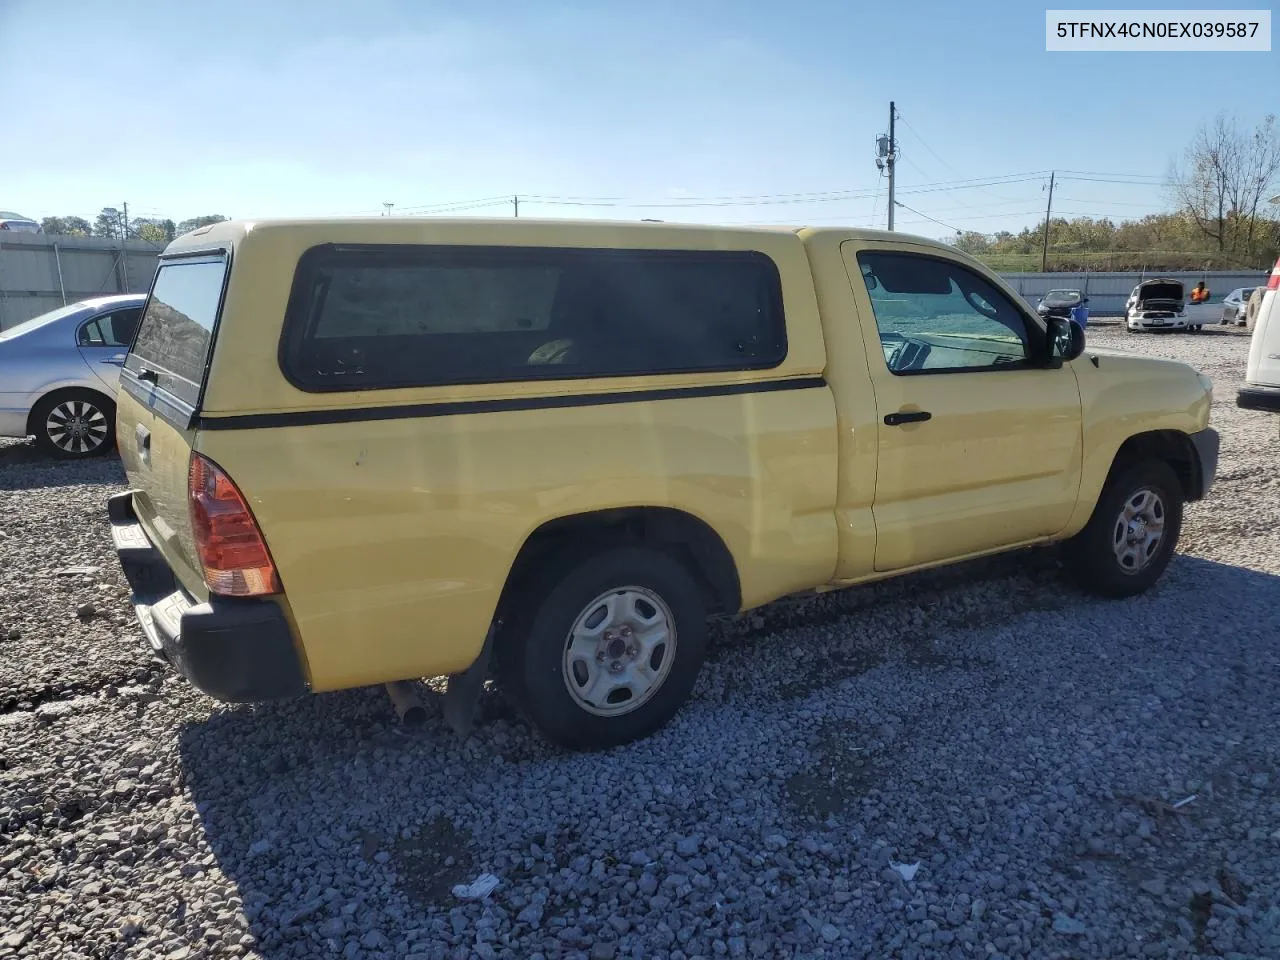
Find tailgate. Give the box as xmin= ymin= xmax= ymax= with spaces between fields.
xmin=117 ymin=253 xmax=230 ymax=600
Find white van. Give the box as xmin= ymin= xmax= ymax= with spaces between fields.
xmin=1238 ymin=256 xmax=1280 ymax=413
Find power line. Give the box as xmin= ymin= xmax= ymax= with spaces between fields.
xmin=895 ymin=110 xmax=1031 ymax=205
xmin=893 ymin=113 xmax=959 ymax=178
xmin=894 ymin=201 xmax=964 ymax=233
xmin=1057 ymin=175 xmax=1172 ymax=186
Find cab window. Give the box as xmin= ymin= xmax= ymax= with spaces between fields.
xmin=857 ymin=251 xmax=1032 ymax=375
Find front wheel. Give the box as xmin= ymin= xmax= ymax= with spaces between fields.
xmin=31 ymin=390 xmax=116 ymax=459
xmin=498 ymin=546 xmax=708 ymax=750
xmin=1061 ymin=460 xmax=1183 ymax=598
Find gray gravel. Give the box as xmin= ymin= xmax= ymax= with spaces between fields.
xmin=2 ymin=322 xmax=1279 ymax=960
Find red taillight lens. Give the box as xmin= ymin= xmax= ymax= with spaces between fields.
xmin=1268 ymin=257 xmax=1280 ymax=291
xmin=188 ymin=454 xmax=281 ymax=597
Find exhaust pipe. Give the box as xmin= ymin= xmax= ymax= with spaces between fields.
xmin=385 ymin=680 xmax=427 ymax=726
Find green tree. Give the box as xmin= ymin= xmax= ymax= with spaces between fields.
xmin=953 ymin=231 xmax=991 ymax=255
xmin=40 ymin=216 xmax=92 ymax=236
xmin=131 ymin=218 xmax=176 ymax=243
xmin=176 ymin=214 xmax=229 ymax=235
xmin=94 ymin=207 xmax=126 ymax=240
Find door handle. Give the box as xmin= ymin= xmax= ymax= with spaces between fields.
xmin=137 ymin=367 xmax=159 ymax=383
xmin=884 ymin=410 xmax=932 ymax=426
xmin=100 ymin=355 xmax=126 ymax=365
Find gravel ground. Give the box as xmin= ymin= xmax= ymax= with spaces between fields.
xmin=2 ymin=323 xmax=1278 ymax=960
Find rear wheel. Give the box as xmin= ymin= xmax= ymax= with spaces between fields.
xmin=1061 ymin=459 xmax=1183 ymax=598
xmin=31 ymin=390 xmax=115 ymax=459
xmin=498 ymin=546 xmax=708 ymax=750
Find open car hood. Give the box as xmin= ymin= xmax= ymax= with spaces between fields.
xmin=1135 ymin=280 xmax=1184 ymax=305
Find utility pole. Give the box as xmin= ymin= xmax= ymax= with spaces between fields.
xmin=513 ymin=195 xmax=520 ymax=218
xmin=1040 ymin=172 xmax=1055 ymax=271
xmin=120 ymin=202 xmax=130 ymax=290
xmin=887 ymin=102 xmax=896 ymax=232
xmin=382 ymin=202 xmax=394 ymax=216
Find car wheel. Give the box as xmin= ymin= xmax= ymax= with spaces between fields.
xmin=31 ymin=390 xmax=116 ymax=459
xmin=498 ymin=546 xmax=708 ymax=750
xmin=1061 ymin=459 xmax=1183 ymax=599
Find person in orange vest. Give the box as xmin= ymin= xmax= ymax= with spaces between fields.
xmin=1190 ymin=281 xmax=1210 ymax=304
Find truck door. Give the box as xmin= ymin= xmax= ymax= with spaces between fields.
xmin=841 ymin=241 xmax=1083 ymax=572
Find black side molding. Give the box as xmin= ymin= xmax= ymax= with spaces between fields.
xmin=197 ymin=376 xmax=829 ymax=431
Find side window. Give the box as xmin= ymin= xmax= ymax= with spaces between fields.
xmin=77 ymin=319 xmax=104 ymax=346
xmin=857 ymin=251 xmax=1032 ymax=375
xmin=102 ymin=308 xmax=142 ymax=346
xmin=281 ymin=245 xmax=787 ymax=391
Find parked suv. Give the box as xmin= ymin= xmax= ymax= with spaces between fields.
xmin=108 ymin=218 xmax=1219 ymax=750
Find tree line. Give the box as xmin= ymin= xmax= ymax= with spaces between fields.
xmin=36 ymin=211 xmax=229 ymax=244
xmin=957 ymin=113 xmax=1280 ymax=272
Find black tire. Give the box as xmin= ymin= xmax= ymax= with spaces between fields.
xmin=497 ymin=546 xmax=708 ymax=750
xmin=1061 ymin=459 xmax=1183 ymax=599
xmin=30 ymin=389 xmax=116 ymax=459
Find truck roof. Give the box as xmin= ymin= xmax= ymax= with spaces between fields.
xmin=164 ymin=216 xmax=960 ymax=257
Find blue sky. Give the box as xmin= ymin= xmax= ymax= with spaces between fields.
xmin=0 ymin=0 xmax=1273 ymax=239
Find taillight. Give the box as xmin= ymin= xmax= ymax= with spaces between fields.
xmin=188 ymin=453 xmax=281 ymax=597
xmin=1268 ymin=257 xmax=1280 ymax=291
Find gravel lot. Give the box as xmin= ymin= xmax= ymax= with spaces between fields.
xmin=2 ymin=323 xmax=1278 ymax=960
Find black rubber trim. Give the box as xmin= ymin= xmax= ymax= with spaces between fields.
xmin=108 ymin=491 xmax=308 ymax=702
xmin=1237 ymin=384 xmax=1280 ymax=413
xmin=1187 ymin=428 xmax=1220 ymax=501
xmin=196 ymin=376 xmax=829 ymax=430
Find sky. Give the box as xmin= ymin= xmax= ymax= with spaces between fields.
xmin=0 ymin=0 xmax=1274 ymax=240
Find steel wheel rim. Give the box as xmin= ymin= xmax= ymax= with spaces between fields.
xmin=46 ymin=400 xmax=109 ymax=454
xmin=562 ymin=586 xmax=677 ymax=717
xmin=1112 ymin=487 xmax=1166 ymax=574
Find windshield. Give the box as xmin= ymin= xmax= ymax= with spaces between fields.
xmin=1043 ymin=290 xmax=1081 ymax=306
xmin=0 ymin=302 xmax=89 ymax=340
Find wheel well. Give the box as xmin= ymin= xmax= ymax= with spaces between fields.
xmin=26 ymin=387 xmax=116 ymax=436
xmin=1109 ymin=430 xmax=1198 ymax=499
xmin=498 ymin=507 xmax=742 ymax=620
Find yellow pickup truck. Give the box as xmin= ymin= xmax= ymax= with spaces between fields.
xmin=107 ymin=218 xmax=1218 ymax=750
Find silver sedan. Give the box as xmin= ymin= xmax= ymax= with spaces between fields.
xmin=0 ymin=294 xmax=146 ymax=458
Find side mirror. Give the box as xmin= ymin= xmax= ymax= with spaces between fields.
xmin=1082 ymin=297 xmax=1090 ymax=304
xmin=1047 ymin=316 xmax=1085 ymax=363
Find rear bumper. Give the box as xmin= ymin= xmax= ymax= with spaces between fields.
xmin=1237 ymin=384 xmax=1280 ymax=413
xmin=1188 ymin=428 xmax=1219 ymax=501
xmin=107 ymin=491 xmax=308 ymax=702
